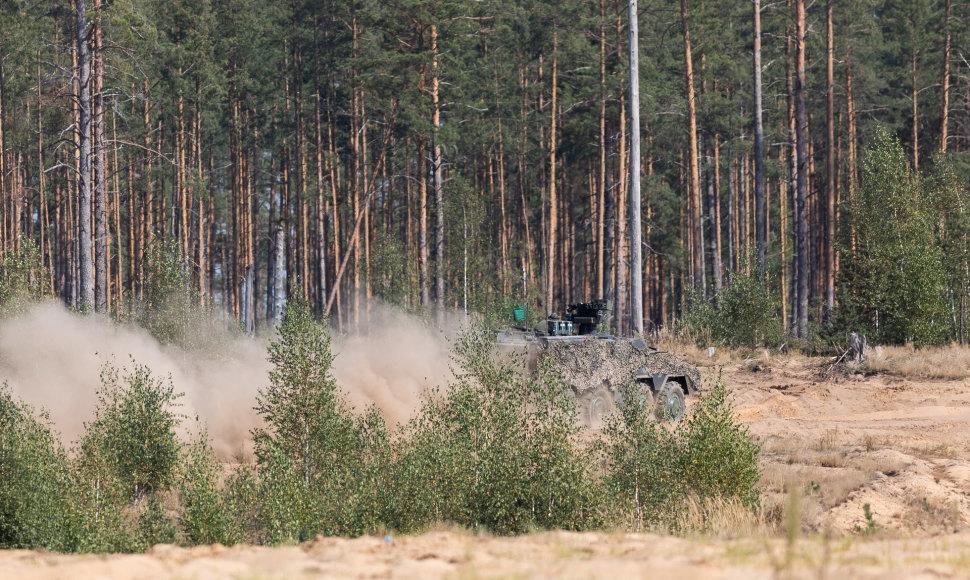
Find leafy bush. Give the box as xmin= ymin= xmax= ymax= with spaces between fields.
xmin=679 ymin=375 xmax=761 ymax=509
xmin=680 ymin=264 xmax=784 ymax=349
xmin=388 ymin=325 xmax=600 ymax=535
xmin=602 ymin=374 xmax=760 ymax=532
xmin=179 ymin=430 xmax=237 ymax=546
xmin=0 ymin=238 xmax=53 ymax=314
xmin=80 ymin=360 xmax=184 ymax=499
xmin=0 ymin=305 xmax=765 ymax=548
xmin=837 ymin=129 xmax=949 ymax=345
xmin=601 ymin=383 xmax=682 ymax=530
xmin=252 ymin=296 xmax=386 ymax=540
xmin=0 ymin=384 xmax=79 ymax=550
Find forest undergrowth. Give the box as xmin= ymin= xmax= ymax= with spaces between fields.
xmin=0 ymin=296 xmax=761 ymax=552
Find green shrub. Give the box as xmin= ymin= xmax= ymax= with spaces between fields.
xmin=601 ymin=383 xmax=682 ymax=530
xmin=837 ymin=129 xmax=949 ymax=346
xmin=680 ymin=263 xmax=784 ymax=349
xmin=179 ymin=430 xmax=237 ymax=546
xmin=678 ymin=375 xmax=761 ymax=509
xmin=135 ymin=494 xmax=177 ymax=549
xmin=388 ymin=325 xmax=600 ymax=535
xmin=252 ymin=296 xmax=385 ymax=540
xmin=80 ymin=360 xmax=184 ymax=499
xmin=602 ymin=373 xmax=761 ymax=532
xmin=0 ymin=384 xmax=80 ymax=550
xmin=0 ymin=238 xmax=53 ymax=314
xmin=222 ymin=465 xmax=262 ymax=544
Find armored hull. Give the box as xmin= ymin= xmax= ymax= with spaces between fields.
xmin=496 ymin=327 xmax=701 ymax=427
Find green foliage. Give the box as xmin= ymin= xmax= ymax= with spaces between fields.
xmin=136 ymin=240 xmax=213 ymax=349
xmin=601 ymin=383 xmax=681 ymax=529
xmin=135 ymin=495 xmax=177 ymax=549
xmin=388 ymin=325 xmax=600 ymax=535
xmin=679 ymin=376 xmax=761 ymax=509
xmin=80 ymin=360 xmax=184 ymax=499
xmin=0 ymin=238 xmax=53 ymax=315
xmin=371 ymin=229 xmax=415 ymax=309
xmin=221 ymin=465 xmax=262 ymax=544
xmin=925 ymin=153 xmax=970 ymax=341
xmin=853 ymin=502 xmax=879 ymax=536
xmin=179 ymin=430 xmax=237 ymax=546
xmin=837 ymin=129 xmax=949 ymax=345
xmin=0 ymin=384 xmax=80 ymax=550
xmin=602 ymin=374 xmax=761 ymax=532
xmin=252 ymin=296 xmax=387 ymax=540
xmin=680 ymin=264 xmax=784 ymax=349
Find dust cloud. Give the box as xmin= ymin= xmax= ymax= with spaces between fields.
xmin=0 ymin=301 xmax=455 ymax=459
xmin=330 ymin=304 xmax=456 ymax=428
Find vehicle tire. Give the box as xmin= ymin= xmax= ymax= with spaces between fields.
xmin=654 ymin=381 xmax=686 ymax=423
xmin=619 ymin=383 xmax=654 ymax=414
xmin=584 ymin=388 xmax=615 ymax=429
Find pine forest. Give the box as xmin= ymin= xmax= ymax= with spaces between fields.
xmin=3 ymin=0 xmax=970 ymax=347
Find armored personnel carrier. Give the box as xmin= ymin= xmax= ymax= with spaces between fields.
xmin=496 ymin=300 xmax=701 ymax=427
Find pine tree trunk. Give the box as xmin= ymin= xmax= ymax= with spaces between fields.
xmin=912 ymin=47 xmax=919 ymax=171
xmin=0 ymin=60 xmax=6 ymax=258
xmin=846 ymin=49 xmax=858 ymax=249
xmin=628 ymin=0 xmax=644 ymax=335
xmin=681 ymin=0 xmax=702 ymax=292
xmin=418 ymin=136 xmax=429 ymax=307
xmin=940 ymin=0 xmax=952 ymax=152
xmin=597 ymin=0 xmax=607 ymax=299
xmin=825 ymin=0 xmax=836 ymax=318
xmin=314 ymin=19 xmax=327 ymax=314
xmin=753 ymin=0 xmax=766 ymax=274
xmin=93 ymin=0 xmax=107 ymax=312
xmin=76 ymin=0 xmax=94 ymax=311
xmin=795 ymin=0 xmax=809 ymax=341
xmin=547 ymin=32 xmax=558 ymax=313
xmin=432 ymin=24 xmax=445 ymax=323
xmin=706 ymin=138 xmax=722 ymax=293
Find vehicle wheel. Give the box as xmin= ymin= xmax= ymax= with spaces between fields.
xmin=584 ymin=388 xmax=615 ymax=429
xmin=620 ymin=383 xmax=654 ymax=414
xmin=654 ymin=381 xmax=686 ymax=423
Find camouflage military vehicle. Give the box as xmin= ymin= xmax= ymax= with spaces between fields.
xmin=496 ymin=300 xmax=701 ymax=427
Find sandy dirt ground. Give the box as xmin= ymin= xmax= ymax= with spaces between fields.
xmin=3 ymin=354 xmax=970 ymax=579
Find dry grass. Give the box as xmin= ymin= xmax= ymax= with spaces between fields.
xmin=672 ymin=496 xmax=773 ymax=538
xmin=903 ymin=495 xmax=962 ymax=534
xmin=651 ymin=329 xmax=777 ymax=368
xmin=863 ymin=343 xmax=970 ymax=379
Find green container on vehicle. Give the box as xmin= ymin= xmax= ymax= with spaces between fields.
xmin=513 ymin=306 xmax=526 ymax=322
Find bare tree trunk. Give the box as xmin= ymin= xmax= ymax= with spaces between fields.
xmin=432 ymin=24 xmax=445 ymax=324
xmin=547 ymin=32 xmax=559 ymax=313
xmin=940 ymin=0 xmax=952 ymax=152
xmin=273 ymin=225 xmax=285 ymax=323
xmin=418 ymin=136 xmax=429 ymax=308
xmin=76 ymin=0 xmax=94 ymax=311
xmin=795 ymin=0 xmax=809 ymax=341
xmin=706 ymin=138 xmax=722 ymax=293
xmin=314 ymin=19 xmax=327 ymax=314
xmin=93 ymin=0 xmax=107 ymax=312
xmin=0 ymin=60 xmax=5 ymax=258
xmin=825 ymin=0 xmax=835 ymax=318
xmin=911 ymin=47 xmax=919 ymax=171
xmin=846 ymin=48 xmax=858 ymax=249
xmin=628 ymin=0 xmax=644 ymax=335
xmin=753 ymin=0 xmax=766 ymax=275
xmin=681 ymin=0 xmax=702 ymax=292
xmin=597 ymin=0 xmax=607 ymax=299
